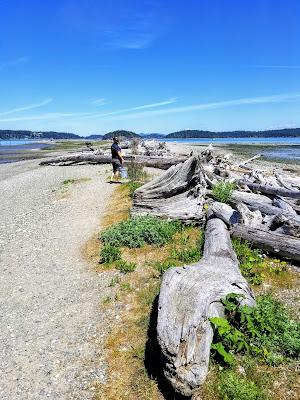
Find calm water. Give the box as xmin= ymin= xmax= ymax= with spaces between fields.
xmin=0 ymin=139 xmax=38 ymax=146
xmin=163 ymin=137 xmax=300 ymax=162
xmin=0 ymin=140 xmax=53 ymax=164
xmin=163 ymin=137 xmax=300 ymax=145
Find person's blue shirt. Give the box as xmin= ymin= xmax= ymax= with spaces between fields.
xmin=111 ymin=143 xmax=122 ymax=161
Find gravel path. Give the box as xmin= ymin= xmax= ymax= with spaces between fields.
xmin=0 ymin=161 xmax=115 ymax=399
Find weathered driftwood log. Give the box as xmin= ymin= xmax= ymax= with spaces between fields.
xmin=231 ymin=225 xmax=300 ymax=262
xmin=40 ymin=153 xmax=188 ymax=169
xmin=131 ymin=155 xmax=207 ymax=222
xmin=236 ymin=154 xmax=261 ymax=168
xmin=238 ymin=180 xmax=300 ymax=199
xmin=272 ymin=197 xmax=297 ymax=215
xmin=230 ymin=190 xmax=298 ymax=217
xmin=157 ymin=217 xmax=255 ymax=396
xmin=235 ymin=203 xmax=263 ymax=228
xmin=208 ymin=201 xmax=240 ymax=225
xmin=269 ymin=214 xmax=300 ymax=237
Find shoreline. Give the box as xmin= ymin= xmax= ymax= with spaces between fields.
xmin=1 ymin=139 xmax=300 ymax=169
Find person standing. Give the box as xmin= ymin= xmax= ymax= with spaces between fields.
xmin=110 ymin=137 xmax=124 ymax=182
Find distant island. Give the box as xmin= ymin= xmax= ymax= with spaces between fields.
xmin=102 ymin=130 xmax=140 ymax=140
xmin=0 ymin=130 xmax=81 ymax=140
xmin=166 ymin=128 xmax=300 ymax=138
xmin=1 ymin=127 xmax=300 ymax=141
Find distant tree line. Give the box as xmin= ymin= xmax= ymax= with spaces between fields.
xmin=0 ymin=130 xmax=80 ymax=140
xmin=1 ymin=128 xmax=300 ymax=141
xmin=166 ymin=128 xmax=300 ymax=138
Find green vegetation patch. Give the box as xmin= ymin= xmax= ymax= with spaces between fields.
xmin=115 ymin=259 xmax=137 ymax=274
xmin=217 ymin=370 xmax=265 ymax=400
xmin=100 ymin=244 xmax=121 ymax=264
xmin=212 ymin=181 xmax=236 ymax=204
xmin=125 ymin=181 xmax=143 ymax=198
xmin=232 ymin=239 xmax=264 ymax=284
xmin=210 ymin=293 xmax=300 ymax=366
xmin=100 ymin=215 xmax=182 ymax=248
xmin=232 ymin=238 xmax=288 ymax=285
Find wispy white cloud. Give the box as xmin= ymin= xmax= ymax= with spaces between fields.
xmin=91 ymin=98 xmax=107 ymax=105
xmin=256 ymin=65 xmax=300 ymax=69
xmin=0 ymin=97 xmax=177 ymax=123
xmin=0 ymin=111 xmax=92 ymax=122
xmin=0 ymin=56 xmax=29 ymax=71
xmin=0 ymin=98 xmax=53 ymax=117
xmin=3 ymin=94 xmax=297 ymax=125
xmin=132 ymin=97 xmax=178 ymax=110
xmin=111 ymin=93 xmax=300 ymax=120
xmin=80 ymin=97 xmax=178 ymax=119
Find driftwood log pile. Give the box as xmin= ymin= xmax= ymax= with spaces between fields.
xmin=132 ymin=148 xmax=300 ymax=397
xmin=132 ymin=148 xmax=300 ymax=262
xmin=40 ymin=153 xmax=188 ymax=169
xmin=137 ymin=140 xmax=175 ymax=158
xmin=39 ymin=140 xmax=185 ymax=168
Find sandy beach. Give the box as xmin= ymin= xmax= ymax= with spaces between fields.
xmin=0 ymin=160 xmax=115 ymax=399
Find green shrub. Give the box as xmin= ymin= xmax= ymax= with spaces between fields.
xmin=171 ymin=246 xmax=202 ymax=263
xmin=212 ymin=181 xmax=236 ymax=204
xmin=151 ymin=259 xmax=177 ymax=276
xmin=218 ymin=370 xmax=265 ymax=400
xmin=115 ymin=259 xmax=137 ymax=273
xmin=100 ymin=245 xmax=121 ymax=263
xmin=126 ymin=181 xmax=142 ymax=198
xmin=232 ymin=239 xmax=263 ymax=285
xmin=63 ymin=179 xmax=75 ymax=185
xmin=100 ymin=216 xmax=182 ymax=248
xmin=210 ymin=293 xmax=300 ymax=365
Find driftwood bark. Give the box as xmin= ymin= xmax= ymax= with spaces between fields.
xmin=131 ymin=155 xmax=207 ymax=221
xmin=230 ymin=190 xmax=298 ymax=218
xmin=238 ymin=180 xmax=300 ymax=199
xmin=235 ymin=203 xmax=263 ymax=228
xmin=157 ymin=217 xmax=255 ymax=396
xmin=40 ymin=153 xmax=188 ymax=169
xmin=231 ymin=225 xmax=300 ymax=262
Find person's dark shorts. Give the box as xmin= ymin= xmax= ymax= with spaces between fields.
xmin=112 ymin=159 xmax=121 ymax=172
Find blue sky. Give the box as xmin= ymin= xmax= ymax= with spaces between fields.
xmin=0 ymin=0 xmax=300 ymax=135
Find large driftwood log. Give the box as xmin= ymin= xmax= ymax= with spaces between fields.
xmin=231 ymin=225 xmax=300 ymax=262
xmin=40 ymin=153 xmax=188 ymax=169
xmin=157 ymin=217 xmax=255 ymax=396
xmin=230 ymin=190 xmax=299 ymax=218
xmin=131 ymin=155 xmax=207 ymax=222
xmin=238 ymin=180 xmax=300 ymax=199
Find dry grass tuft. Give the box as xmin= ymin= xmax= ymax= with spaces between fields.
xmin=102 ymin=185 xmax=131 ymax=229
xmin=94 ymin=270 xmax=163 ymax=400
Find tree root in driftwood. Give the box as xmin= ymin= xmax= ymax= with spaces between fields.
xmin=157 ymin=217 xmax=255 ymax=396
xmin=131 ymin=155 xmax=207 ymax=222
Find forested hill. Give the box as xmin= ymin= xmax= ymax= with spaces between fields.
xmin=102 ymin=130 xmax=140 ymax=139
xmin=166 ymin=128 xmax=300 ymax=138
xmin=0 ymin=130 xmax=80 ymax=140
